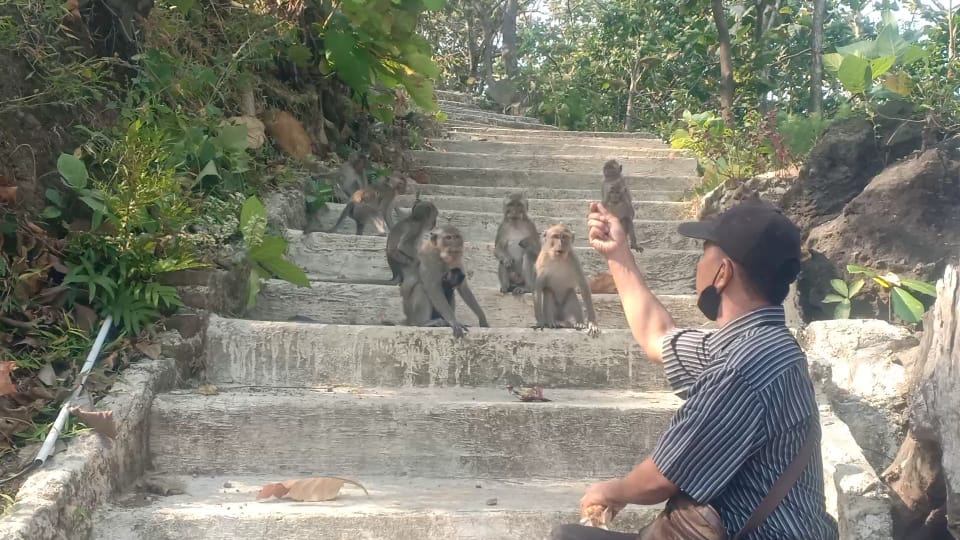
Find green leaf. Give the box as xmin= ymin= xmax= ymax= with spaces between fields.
xmin=170 ymin=0 xmax=195 ymax=15
xmin=325 ymin=25 xmax=372 ymax=92
xmin=45 ymin=188 xmax=63 ymax=206
xmin=900 ymin=278 xmax=937 ymax=298
xmin=838 ymin=54 xmax=870 ymax=93
xmin=830 ymin=279 xmax=849 ymax=297
xmin=846 ymin=264 xmax=877 ymax=277
xmin=261 ymin=258 xmax=310 ymax=287
xmin=249 ymin=236 xmax=288 ymax=261
xmin=835 ymin=299 xmax=851 ymax=319
xmin=875 ymin=24 xmax=904 ymax=58
xmin=79 ymin=195 xmax=108 ymax=215
xmin=421 ymin=0 xmax=445 ymax=10
xmin=401 ymin=73 xmax=437 ymax=112
xmin=240 ymin=195 xmax=266 ymax=234
xmin=836 ymin=40 xmax=874 ymax=58
xmin=217 ymin=125 xmax=249 ymax=152
xmin=246 ymin=269 xmax=262 ymax=311
xmin=848 ymin=279 xmax=866 ymax=298
xmin=870 ymin=56 xmax=896 ymax=80
xmin=778 ymin=6 xmax=792 ymax=14
xmin=287 ymin=44 xmax=313 ymax=67
xmin=822 ymin=53 xmax=844 ymax=73
xmin=57 ymin=153 xmax=88 ymax=189
xmin=891 ymin=287 xmax=924 ymax=323
xmin=822 ymin=294 xmax=845 ymax=303
xmin=900 ymin=45 xmax=926 ymax=66
xmin=41 ymin=206 xmax=61 ymax=219
xmin=196 ymin=160 xmax=220 ymax=183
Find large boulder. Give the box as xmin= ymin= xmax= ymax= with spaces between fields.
xmin=799 ymin=319 xmax=920 ymax=472
xmin=799 ymin=141 xmax=960 ymax=321
xmin=698 ymin=171 xmax=797 ymax=220
xmin=780 ymin=117 xmax=884 ymax=232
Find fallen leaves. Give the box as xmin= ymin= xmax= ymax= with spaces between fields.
xmin=580 ymin=504 xmax=615 ymax=529
xmin=589 ymin=272 xmax=618 ymax=294
xmin=197 ymin=384 xmax=218 ymax=396
xmin=256 ymin=476 xmax=369 ymax=502
xmin=69 ymin=406 xmax=117 ymax=439
xmin=134 ymin=340 xmax=161 ymax=360
xmin=506 ymin=384 xmax=551 ymax=402
xmin=0 ymin=186 xmax=17 ymax=206
xmin=0 ymin=362 xmax=17 ymax=396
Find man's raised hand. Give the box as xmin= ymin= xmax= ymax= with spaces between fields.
xmin=588 ymin=202 xmax=630 ymax=260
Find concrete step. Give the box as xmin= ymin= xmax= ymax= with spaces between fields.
xmin=91 ymin=475 xmax=663 ymax=540
xmin=430 ymin=139 xmax=683 ymax=157
xmin=286 ymin=231 xmax=699 ymax=293
xmin=437 ymin=99 xmax=483 ymax=110
xmin=249 ymin=280 xmax=706 ymax=329
xmin=446 ymin=125 xmax=658 ymax=139
xmin=439 ymin=104 xmax=546 ymax=126
xmin=442 ymin=112 xmax=558 ymax=130
xmin=204 ymin=315 xmax=675 ymax=390
xmin=418 ymin=166 xmax=698 ymax=191
xmin=148 ymin=386 xmax=681 ymax=478
xmin=409 ymin=183 xmax=684 ymax=202
xmin=411 ymin=151 xmax=697 ymax=176
xmin=394 ymin=193 xmax=690 ymax=220
xmin=435 ymin=90 xmax=481 ymax=105
xmin=444 ymin=131 xmax=670 ymax=149
xmin=311 ymin=207 xmax=700 ymax=252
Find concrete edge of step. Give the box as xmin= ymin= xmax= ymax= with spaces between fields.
xmin=0 ymin=357 xmax=177 ymax=540
xmin=817 ymin=389 xmax=895 ymax=539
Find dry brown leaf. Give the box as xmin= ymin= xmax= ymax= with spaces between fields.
xmin=589 ymin=273 xmax=618 ymax=294
xmin=0 ymin=186 xmax=17 ymax=205
xmin=197 ymin=384 xmax=219 ymax=395
xmin=72 ymin=304 xmax=97 ymax=334
xmin=0 ymin=361 xmax=17 ymax=396
xmin=256 ymin=476 xmax=369 ymax=502
xmin=70 ymin=407 xmax=118 ymax=439
xmin=135 ymin=340 xmax=161 ymax=360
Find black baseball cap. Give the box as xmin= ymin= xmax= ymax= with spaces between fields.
xmin=677 ymin=199 xmax=802 ymax=291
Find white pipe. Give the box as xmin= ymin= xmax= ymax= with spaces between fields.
xmin=34 ymin=315 xmax=113 ymax=466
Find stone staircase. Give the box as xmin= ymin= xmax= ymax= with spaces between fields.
xmin=88 ymin=92 xmax=878 ymax=539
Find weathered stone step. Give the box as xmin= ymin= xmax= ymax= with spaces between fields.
xmin=437 ymin=99 xmax=483 ymax=110
xmin=442 ymin=112 xmax=558 ymax=130
xmin=430 ymin=139 xmax=684 ymax=157
xmin=286 ymin=231 xmax=698 ymax=293
xmin=446 ymin=125 xmax=658 ymax=139
xmin=419 ymin=166 xmax=698 ymax=191
xmin=444 ymin=131 xmax=669 ymax=149
xmin=435 ymin=89 xmax=480 ymax=105
xmin=439 ymin=103 xmax=545 ymax=124
xmin=249 ymin=280 xmax=705 ymax=329
xmin=91 ymin=475 xmax=663 ymax=540
xmin=412 ymin=151 xmax=697 ymax=176
xmin=205 ymin=315 xmax=672 ymax=390
xmin=394 ymin=193 xmax=690 ymax=220
xmin=409 ymin=183 xmax=684 ymax=202
xmin=312 ymin=207 xmax=700 ymax=252
xmin=148 ymin=386 xmax=681 ymax=478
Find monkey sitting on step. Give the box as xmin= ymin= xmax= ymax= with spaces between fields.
xmin=601 ymin=159 xmax=643 ymax=252
xmin=326 ymin=173 xmax=408 ymax=235
xmin=532 ymin=223 xmax=601 ymax=338
xmin=401 ymin=225 xmax=488 ymax=338
xmin=494 ymin=192 xmax=540 ymax=294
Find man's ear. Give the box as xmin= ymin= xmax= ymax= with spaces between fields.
xmin=715 ymin=258 xmax=733 ymax=291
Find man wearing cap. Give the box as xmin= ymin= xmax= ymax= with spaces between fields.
xmin=550 ymin=199 xmax=839 ymax=540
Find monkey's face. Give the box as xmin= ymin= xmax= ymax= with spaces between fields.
xmin=544 ymin=226 xmax=573 ymax=256
xmin=387 ymin=174 xmax=408 ymax=194
xmin=602 ymin=160 xmax=622 ymax=180
xmin=503 ymin=198 xmax=528 ymax=221
xmin=412 ymin=202 xmax=439 ymax=229
xmin=433 ymin=228 xmax=464 ymax=265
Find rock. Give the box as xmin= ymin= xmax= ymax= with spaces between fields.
xmin=799 ymin=319 xmax=920 ymax=471
xmin=698 ymin=171 xmax=797 ymax=220
xmin=882 ymin=259 xmax=960 ymax=539
xmin=800 ymin=141 xmax=960 ymax=321
xmin=263 ymin=183 xmax=307 ymax=232
xmin=780 ymin=118 xmax=883 ymax=232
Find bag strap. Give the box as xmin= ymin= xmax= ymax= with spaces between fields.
xmin=732 ymin=418 xmax=818 ymax=540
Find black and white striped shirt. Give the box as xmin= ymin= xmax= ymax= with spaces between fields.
xmin=651 ymin=306 xmax=840 ymax=539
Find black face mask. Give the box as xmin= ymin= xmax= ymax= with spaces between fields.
xmin=697 ymin=264 xmax=724 ymax=321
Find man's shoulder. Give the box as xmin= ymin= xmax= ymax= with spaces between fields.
xmin=721 ymin=325 xmax=808 ymax=388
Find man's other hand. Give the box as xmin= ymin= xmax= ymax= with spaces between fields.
xmin=579 ymin=479 xmax=626 ymax=520
xmin=588 ymin=202 xmax=630 ymax=261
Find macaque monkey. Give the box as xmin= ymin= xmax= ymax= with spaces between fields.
xmin=326 ymin=173 xmax=407 ymax=235
xmin=494 ymin=193 xmax=540 ymax=294
xmin=335 ymin=151 xmax=368 ymax=202
xmin=601 ymin=159 xmax=642 ymax=252
xmin=401 ymin=225 xmax=488 ymax=338
xmin=384 ymin=196 xmax=438 ymax=284
xmin=532 ymin=224 xmax=601 ymax=338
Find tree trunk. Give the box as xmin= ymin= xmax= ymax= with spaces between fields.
xmin=624 ymin=71 xmax=638 ymax=132
xmin=881 ymin=257 xmax=960 ymax=539
xmin=711 ymin=0 xmax=735 ymax=124
xmin=502 ymin=0 xmax=518 ymax=78
xmin=810 ymin=0 xmax=826 ymax=113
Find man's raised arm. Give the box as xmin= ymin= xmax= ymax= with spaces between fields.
xmin=587 ymin=202 xmax=676 ymax=361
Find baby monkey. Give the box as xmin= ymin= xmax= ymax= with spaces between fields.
xmin=494 ymin=192 xmax=540 ymax=294
xmin=326 ymin=173 xmax=407 ymax=235
xmin=532 ymin=223 xmax=601 ymax=338
xmin=601 ymin=159 xmax=642 ymax=252
xmin=401 ymin=225 xmax=488 ymax=338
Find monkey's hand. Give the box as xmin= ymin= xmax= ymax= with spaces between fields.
xmin=451 ymin=321 xmax=468 ymax=338
xmin=478 ymin=317 xmax=490 ymax=328
xmin=511 ymin=286 xmax=530 ymax=295
xmin=586 ymin=321 xmax=601 ymax=338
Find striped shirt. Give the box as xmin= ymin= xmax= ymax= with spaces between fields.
xmin=651 ymin=306 xmax=839 ymax=540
